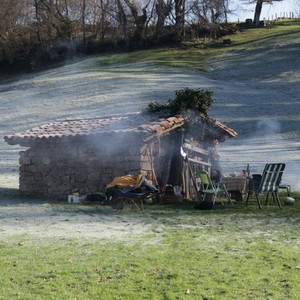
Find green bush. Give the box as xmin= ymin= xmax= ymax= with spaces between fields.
xmin=145 ymin=87 xmax=214 ymax=117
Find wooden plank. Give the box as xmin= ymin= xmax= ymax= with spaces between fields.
xmin=188 ymin=157 xmax=211 ymax=167
xmin=183 ymin=143 xmax=209 ymax=156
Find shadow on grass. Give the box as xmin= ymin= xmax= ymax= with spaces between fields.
xmin=0 ymin=187 xmax=59 ymax=206
xmin=1 ymin=187 xmax=299 ymax=219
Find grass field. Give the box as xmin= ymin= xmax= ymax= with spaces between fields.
xmin=1 ymin=192 xmax=300 ymax=300
xmin=1 ymin=19 xmax=300 ymax=299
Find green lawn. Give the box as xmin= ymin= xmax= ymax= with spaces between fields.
xmin=1 ymin=193 xmax=300 ymax=299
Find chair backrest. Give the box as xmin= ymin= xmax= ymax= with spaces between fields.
xmin=259 ymin=163 xmax=285 ymax=193
xmin=199 ymin=170 xmax=212 ymax=186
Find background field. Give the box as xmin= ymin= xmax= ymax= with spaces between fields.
xmin=1 ymin=20 xmax=299 ymax=190
xmin=0 ymin=20 xmax=300 ymax=299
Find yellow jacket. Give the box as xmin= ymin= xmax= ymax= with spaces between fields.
xmin=106 ymin=174 xmax=143 ymax=189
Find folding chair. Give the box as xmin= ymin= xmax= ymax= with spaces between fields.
xmin=279 ymin=184 xmax=291 ymax=197
xmin=246 ymin=163 xmax=285 ymax=208
xmin=199 ymin=170 xmax=233 ymax=206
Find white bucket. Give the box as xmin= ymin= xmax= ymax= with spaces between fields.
xmin=68 ymin=195 xmax=81 ymax=203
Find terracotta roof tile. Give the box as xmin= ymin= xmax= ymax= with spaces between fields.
xmin=203 ymin=116 xmax=237 ymax=138
xmin=148 ymin=124 xmax=164 ymax=134
xmin=4 ymin=113 xmax=186 ymax=146
xmin=4 ymin=112 xmax=236 ymax=147
xmin=158 ymin=120 xmax=171 ymax=128
xmin=167 ymin=116 xmax=185 ymax=124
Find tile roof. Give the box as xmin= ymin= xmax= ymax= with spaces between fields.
xmin=4 ymin=113 xmax=237 ymax=147
xmin=203 ymin=115 xmax=238 ymax=138
xmin=4 ymin=113 xmax=185 ymax=146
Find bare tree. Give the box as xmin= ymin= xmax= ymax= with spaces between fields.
xmin=98 ymin=0 xmax=110 ymax=42
xmin=175 ymin=0 xmax=186 ymax=36
xmin=0 ymin=0 xmax=29 ymax=63
xmin=34 ymin=0 xmax=88 ymax=40
xmin=241 ymin=0 xmax=284 ymax=26
xmin=115 ymin=0 xmax=129 ymax=48
xmin=253 ymin=0 xmax=264 ymax=25
xmin=154 ymin=0 xmax=173 ymax=38
xmin=123 ymin=0 xmax=152 ymax=46
xmin=0 ymin=0 xmax=240 ymax=67
xmin=82 ymin=0 xmax=86 ymax=44
xmin=188 ymin=0 xmax=231 ymax=23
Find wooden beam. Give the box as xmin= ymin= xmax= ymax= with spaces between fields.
xmin=187 ymin=157 xmax=211 ymax=167
xmin=182 ymin=143 xmax=209 ymax=156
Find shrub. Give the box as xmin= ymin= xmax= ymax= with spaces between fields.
xmin=145 ymin=87 xmax=214 ymax=117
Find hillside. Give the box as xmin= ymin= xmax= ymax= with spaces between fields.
xmin=0 ymin=20 xmax=299 ymax=189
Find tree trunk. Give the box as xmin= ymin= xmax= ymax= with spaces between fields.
xmin=100 ymin=0 xmax=105 ymax=43
xmin=253 ymin=0 xmax=263 ymax=27
xmin=123 ymin=0 xmax=148 ymax=47
xmin=175 ymin=0 xmax=185 ymax=38
xmin=116 ymin=0 xmax=129 ymax=49
xmin=155 ymin=0 xmax=172 ymax=38
xmin=82 ymin=0 xmax=86 ymax=47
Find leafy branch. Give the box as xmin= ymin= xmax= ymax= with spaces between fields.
xmin=144 ymin=88 xmax=214 ymax=118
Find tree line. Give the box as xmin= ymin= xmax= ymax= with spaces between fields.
xmin=0 ymin=0 xmax=270 ymax=70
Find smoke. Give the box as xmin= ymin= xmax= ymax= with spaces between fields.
xmin=31 ymin=40 xmax=82 ymax=69
xmin=220 ymin=118 xmax=300 ymax=191
xmin=256 ymin=118 xmax=281 ymax=136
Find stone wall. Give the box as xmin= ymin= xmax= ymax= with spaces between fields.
xmin=17 ymin=131 xmax=215 ymax=199
xmin=18 ymin=136 xmax=152 ymax=199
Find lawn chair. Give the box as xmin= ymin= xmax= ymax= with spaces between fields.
xmin=199 ymin=170 xmax=233 ymax=206
xmin=246 ymin=163 xmax=285 ymax=208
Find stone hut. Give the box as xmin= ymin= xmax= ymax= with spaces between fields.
xmin=4 ymin=112 xmax=237 ymax=199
